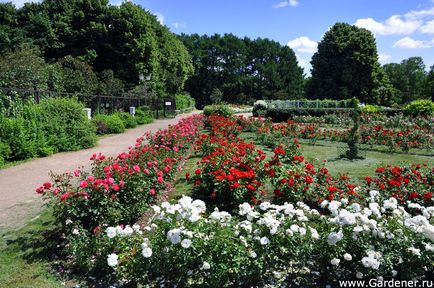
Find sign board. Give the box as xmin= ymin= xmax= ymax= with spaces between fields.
xmin=165 ymin=101 xmax=172 ymax=106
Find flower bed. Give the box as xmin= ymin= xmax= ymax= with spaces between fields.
xmin=36 ymin=113 xmax=433 ymax=285
xmin=99 ymin=195 xmax=434 ymax=286
xmin=254 ymin=118 xmax=433 ymax=153
xmin=37 ymin=115 xmax=204 ymax=270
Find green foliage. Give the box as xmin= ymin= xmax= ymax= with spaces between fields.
xmin=180 ymin=33 xmax=304 ymax=107
xmin=383 ymin=57 xmax=429 ymax=104
xmin=252 ymin=100 xmax=268 ymax=117
xmin=135 ymin=108 xmax=154 ymax=125
xmin=404 ymin=99 xmax=434 ymax=116
xmin=92 ymin=114 xmax=125 ymax=134
xmin=0 ymin=98 xmax=96 ymax=162
xmin=363 ymin=104 xmax=379 ymax=114
xmin=116 ymin=112 xmax=137 ymax=129
xmin=57 ymin=55 xmax=99 ymax=95
xmin=203 ymin=104 xmax=234 ymax=117
xmin=0 ymin=0 xmax=193 ymax=97
xmin=308 ymin=23 xmax=389 ymax=105
xmin=175 ymin=93 xmax=196 ymax=109
xmin=210 ymin=88 xmax=223 ymax=104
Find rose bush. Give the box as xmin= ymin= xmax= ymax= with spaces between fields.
xmin=95 ymin=195 xmax=434 ymax=286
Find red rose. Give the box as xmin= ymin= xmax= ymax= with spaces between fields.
xmin=423 ymin=192 xmax=432 ymax=201
xmin=80 ymin=180 xmax=88 ymax=189
xmin=60 ymin=192 xmax=71 ymax=202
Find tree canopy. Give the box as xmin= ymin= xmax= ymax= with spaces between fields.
xmin=383 ymin=57 xmax=431 ymax=104
xmin=307 ymin=22 xmax=394 ymax=105
xmin=179 ymin=33 xmax=304 ymax=108
xmin=0 ymin=0 xmax=193 ymax=96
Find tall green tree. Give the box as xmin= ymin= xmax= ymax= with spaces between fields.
xmin=383 ymin=57 xmax=427 ymax=104
xmin=426 ymin=65 xmax=434 ymax=101
xmin=308 ymin=22 xmax=390 ymax=104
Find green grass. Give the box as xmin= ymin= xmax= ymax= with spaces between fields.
xmin=171 ymin=154 xmax=201 ymax=200
xmin=239 ymin=131 xmax=434 ymax=182
xmin=0 ymin=208 xmax=64 ymax=288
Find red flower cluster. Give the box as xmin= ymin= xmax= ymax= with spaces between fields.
xmin=191 ymin=115 xmax=267 ymax=210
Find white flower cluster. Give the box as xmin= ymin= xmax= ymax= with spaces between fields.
xmin=106 ymin=224 xmax=141 ymax=239
xmin=155 ymin=196 xmax=206 ymax=223
xmin=104 ymin=195 xmax=434 ymax=279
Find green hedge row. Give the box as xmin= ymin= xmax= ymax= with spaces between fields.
xmin=92 ymin=109 xmax=153 ymax=135
xmin=0 ymin=98 xmax=97 ymax=165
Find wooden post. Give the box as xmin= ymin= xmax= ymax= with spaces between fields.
xmin=34 ymin=86 xmax=40 ymax=104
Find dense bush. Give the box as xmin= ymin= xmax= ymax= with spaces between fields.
xmin=135 ymin=108 xmax=154 ymax=125
xmin=92 ymin=114 xmax=125 ymax=134
xmin=175 ymin=93 xmax=196 ymax=110
xmin=362 ymin=104 xmax=379 ymax=114
xmin=116 ymin=112 xmax=137 ymax=129
xmin=404 ymin=99 xmax=434 ymax=116
xmin=95 ymin=195 xmax=434 ymax=286
xmin=252 ymin=100 xmax=268 ymax=117
xmin=203 ymin=104 xmax=234 ymax=117
xmin=0 ymin=98 xmax=96 ymax=163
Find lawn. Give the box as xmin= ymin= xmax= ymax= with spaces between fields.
xmin=0 ymin=208 xmax=64 ymax=288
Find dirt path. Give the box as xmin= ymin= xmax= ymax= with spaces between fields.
xmin=0 ymin=112 xmax=198 ymax=233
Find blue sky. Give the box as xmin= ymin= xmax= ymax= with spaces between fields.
xmin=4 ymin=0 xmax=434 ymax=74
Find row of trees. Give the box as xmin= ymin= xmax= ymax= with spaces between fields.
xmin=383 ymin=57 xmax=434 ymax=104
xmin=0 ymin=0 xmax=193 ymax=96
xmin=179 ymin=33 xmax=304 ymax=107
xmin=1 ymin=1 xmax=432 ymax=106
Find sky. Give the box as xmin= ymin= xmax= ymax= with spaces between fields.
xmin=3 ymin=0 xmax=434 ymax=75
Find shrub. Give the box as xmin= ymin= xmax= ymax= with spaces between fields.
xmin=404 ymin=99 xmax=434 ymax=116
xmin=135 ymin=108 xmax=154 ymax=125
xmin=362 ymin=104 xmax=379 ymax=114
xmin=252 ymin=100 xmax=268 ymax=117
xmin=116 ymin=112 xmax=137 ymax=129
xmin=35 ymin=98 xmax=96 ymax=151
xmin=0 ymin=116 xmax=37 ymax=161
xmin=94 ymin=196 xmax=434 ymax=286
xmin=92 ymin=114 xmax=125 ymax=134
xmin=203 ymin=104 xmax=234 ymax=117
xmin=175 ymin=93 xmax=196 ymax=110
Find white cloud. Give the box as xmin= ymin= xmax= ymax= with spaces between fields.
xmin=393 ymin=37 xmax=433 ymax=49
xmin=354 ymin=15 xmax=421 ymax=35
xmin=173 ymin=22 xmax=187 ymax=29
xmin=421 ymin=19 xmax=434 ymax=33
xmin=295 ymin=54 xmax=312 ymax=75
xmin=273 ymin=0 xmax=298 ymax=8
xmin=0 ymin=0 xmax=41 ymax=8
xmin=287 ymin=36 xmax=317 ymax=53
xmin=378 ymin=53 xmax=391 ymax=64
xmin=153 ymin=12 xmax=165 ymax=25
xmin=354 ymin=7 xmax=434 ymax=36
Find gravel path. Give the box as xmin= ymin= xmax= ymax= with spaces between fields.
xmin=0 ymin=112 xmax=198 ymax=233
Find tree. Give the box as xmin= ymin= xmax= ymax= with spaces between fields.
xmin=426 ymin=65 xmax=434 ymax=101
xmin=383 ymin=57 xmax=427 ymax=104
xmin=308 ymin=22 xmax=389 ymax=104
xmin=180 ymin=33 xmax=304 ymax=107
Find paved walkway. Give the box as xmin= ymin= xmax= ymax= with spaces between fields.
xmin=0 ymin=112 xmax=198 ymax=232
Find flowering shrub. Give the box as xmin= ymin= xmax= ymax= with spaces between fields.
xmin=253 ymin=117 xmax=433 ymax=153
xmin=364 ymin=164 xmax=433 ymax=204
xmin=95 ymin=195 xmax=434 ymax=286
xmin=37 ymin=115 xmax=204 ymax=232
xmin=191 ymin=115 xmax=267 ymax=210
